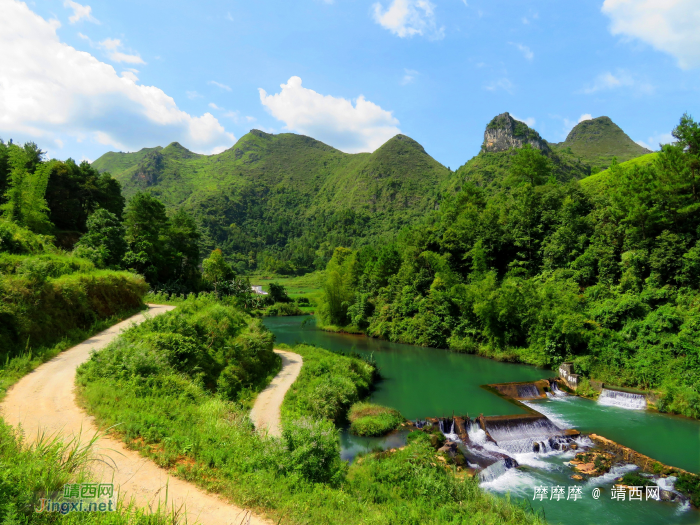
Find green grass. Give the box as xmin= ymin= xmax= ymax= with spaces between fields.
xmin=0 ymin=420 xmax=187 ymax=524
xmin=348 ymin=402 xmax=404 ymax=437
xmin=76 ymin=304 xmax=545 ymax=525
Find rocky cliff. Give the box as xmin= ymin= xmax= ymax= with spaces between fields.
xmin=483 ymin=112 xmax=550 ymax=153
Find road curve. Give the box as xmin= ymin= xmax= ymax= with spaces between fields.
xmin=0 ymin=304 xmax=272 ymax=525
xmin=249 ymin=350 xmax=303 ymax=438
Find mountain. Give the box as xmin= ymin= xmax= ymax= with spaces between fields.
xmin=92 ymin=131 xmax=453 ymax=274
xmin=451 ymin=113 xmax=590 ymax=191
xmin=551 ymin=116 xmax=651 ymax=172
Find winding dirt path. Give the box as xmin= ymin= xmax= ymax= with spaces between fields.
xmin=249 ymin=350 xmax=303 ymax=438
xmin=0 ymin=305 xmax=272 ymax=525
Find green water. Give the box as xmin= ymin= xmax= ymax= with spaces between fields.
xmin=264 ymin=316 xmax=700 ymax=524
xmin=265 ymin=316 xmax=550 ymax=419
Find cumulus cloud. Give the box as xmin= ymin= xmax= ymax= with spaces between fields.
xmin=511 ymin=42 xmax=534 ymax=61
xmin=602 ymin=0 xmax=700 ymax=70
xmin=208 ymin=80 xmax=232 ymax=91
xmin=580 ymin=69 xmax=653 ymax=95
xmin=63 ymin=0 xmax=98 ymax=24
xmin=578 ymin=113 xmax=593 ymax=122
xmin=98 ymin=38 xmax=145 ymax=64
xmin=258 ymin=76 xmax=400 ymax=153
xmin=372 ymin=0 xmax=444 ymax=39
xmin=0 ymin=0 xmax=235 ymax=154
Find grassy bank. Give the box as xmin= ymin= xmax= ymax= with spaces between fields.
xmin=76 ymin=300 xmax=545 ymax=525
xmin=348 ymin=402 xmax=404 ymax=437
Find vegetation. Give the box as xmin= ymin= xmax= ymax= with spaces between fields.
xmin=348 ymin=402 xmax=404 ymax=437
xmin=77 ymin=304 xmax=544 ymax=524
xmin=551 ymin=116 xmax=651 ymax=172
xmin=92 ymin=132 xmax=455 ymax=275
xmin=317 ymin=113 xmax=700 ymax=420
xmin=0 ymin=421 xmax=183 ymax=524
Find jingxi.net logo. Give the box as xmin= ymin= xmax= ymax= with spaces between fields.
xmin=35 ymin=483 xmax=117 ymax=515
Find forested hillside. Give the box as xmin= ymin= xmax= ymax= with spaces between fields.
xmin=316 ymin=113 xmax=700 ymax=419
xmin=93 ymin=131 xmax=452 ymax=274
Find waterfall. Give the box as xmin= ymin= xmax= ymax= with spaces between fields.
xmin=598 ymin=388 xmax=647 ymax=410
xmin=550 ymin=383 xmax=567 ymax=397
xmin=478 ymin=458 xmax=517 ymax=482
xmin=484 ymin=418 xmax=569 ymax=455
xmin=516 ymin=383 xmax=540 ymax=398
xmin=438 ymin=420 xmax=444 ymax=433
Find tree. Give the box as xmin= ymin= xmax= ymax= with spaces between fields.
xmin=123 ymin=192 xmax=170 ymax=283
xmin=0 ymin=144 xmax=51 ymax=233
xmin=167 ymin=208 xmax=201 ymax=288
xmin=268 ymin=282 xmax=291 ymax=303
xmin=44 ymin=159 xmax=124 ymax=232
xmin=202 ymin=249 xmax=234 ymax=293
xmin=509 ymin=144 xmax=552 ymax=186
xmin=73 ymin=209 xmax=127 ymax=268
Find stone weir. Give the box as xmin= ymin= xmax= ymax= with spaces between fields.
xmin=485 ymin=379 xmax=552 ymax=400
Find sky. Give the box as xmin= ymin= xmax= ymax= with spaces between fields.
xmin=1 ymin=0 xmax=699 ymax=170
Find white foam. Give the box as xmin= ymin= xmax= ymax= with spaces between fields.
xmin=584 ymin=464 xmax=638 ymax=487
xmin=598 ymin=389 xmax=647 ymax=410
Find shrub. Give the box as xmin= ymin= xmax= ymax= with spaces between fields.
xmin=348 ymin=402 xmax=404 ymax=437
xmin=280 ymin=417 xmax=345 ymax=484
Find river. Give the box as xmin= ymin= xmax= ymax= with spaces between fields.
xmin=264 ymin=316 xmax=700 ymax=525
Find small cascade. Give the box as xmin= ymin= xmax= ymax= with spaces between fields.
xmin=484 ymin=417 xmax=570 ymax=455
xmin=598 ymin=388 xmax=647 ymax=410
xmin=478 ymin=458 xmax=518 ymax=482
xmin=516 ymin=383 xmax=540 ymax=398
xmin=550 ymin=382 xmax=567 ymax=397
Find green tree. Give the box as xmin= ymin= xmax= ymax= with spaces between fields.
xmin=167 ymin=208 xmax=201 ymax=287
xmin=508 ymin=144 xmax=552 ymax=186
xmin=202 ymin=249 xmax=234 ymax=293
xmin=318 ymin=247 xmax=356 ymax=326
xmin=122 ymin=192 xmax=170 ymax=283
xmin=73 ymin=208 xmax=127 ymax=268
xmin=0 ymin=144 xmax=52 ymax=233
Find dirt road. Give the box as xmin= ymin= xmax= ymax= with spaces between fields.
xmin=0 ymin=305 xmax=272 ymax=525
xmin=249 ymin=350 xmax=303 ymax=438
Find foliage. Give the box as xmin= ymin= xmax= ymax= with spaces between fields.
xmin=73 ymin=209 xmax=126 ymax=268
xmin=78 ymin=313 xmax=544 ymax=525
xmin=348 ymin=402 xmax=404 ymax=437
xmin=318 ymin=114 xmax=700 ymax=419
xmin=202 ymin=248 xmax=234 ymax=292
xmin=675 ymin=472 xmax=700 ymax=507
xmin=0 ymin=421 xmax=182 ymax=524
xmin=281 ymin=344 xmax=375 ymax=423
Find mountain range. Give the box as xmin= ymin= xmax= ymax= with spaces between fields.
xmin=93 ymin=113 xmax=649 ymax=274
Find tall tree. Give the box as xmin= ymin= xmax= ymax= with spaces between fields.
xmin=123 ymin=192 xmax=170 ymax=283
xmin=73 ymin=208 xmax=127 ymax=268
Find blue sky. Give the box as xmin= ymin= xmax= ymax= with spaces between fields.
xmin=1 ymin=0 xmax=699 ymax=169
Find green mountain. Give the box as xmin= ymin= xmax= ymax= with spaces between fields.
xmin=92 ymin=130 xmax=452 ymax=274
xmin=451 ymin=113 xmax=590 ymax=191
xmin=551 ymin=116 xmax=651 ymax=172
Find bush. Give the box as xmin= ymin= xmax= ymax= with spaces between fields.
xmin=280 ymin=417 xmax=345 ymax=484
xmin=0 ymin=220 xmax=53 ymax=254
xmin=349 ymin=402 xmax=404 ymax=437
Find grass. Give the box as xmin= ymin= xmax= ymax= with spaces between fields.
xmin=348 ymin=402 xmax=404 ymax=437
xmin=0 ymin=420 xmax=188 ymax=524
xmin=76 ymin=303 xmax=546 ymax=525
xmin=579 ymin=152 xmax=659 ymax=191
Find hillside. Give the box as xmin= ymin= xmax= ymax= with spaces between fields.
xmin=551 ymin=116 xmax=651 ymax=172
xmin=451 ymin=113 xmax=590 ymax=191
xmin=579 ymin=152 xmax=659 ymax=193
xmin=93 ymin=131 xmax=452 ymax=274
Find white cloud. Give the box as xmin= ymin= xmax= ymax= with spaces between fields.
xmin=602 ymin=0 xmax=700 ymax=70
xmin=511 ymin=42 xmax=534 ymax=61
xmin=484 ymin=78 xmax=514 ymax=94
xmin=120 ymin=70 xmax=139 ymax=82
xmin=209 ymin=102 xmax=222 ymax=110
xmin=580 ymin=69 xmax=652 ymax=95
xmin=0 ymin=0 xmax=235 ymax=155
xmin=226 ymin=12 xmax=234 ymax=21
xmin=578 ymin=113 xmax=592 ymax=123
xmin=401 ymin=68 xmax=419 ymax=85
xmin=186 ymin=90 xmax=202 ymax=99
xmin=223 ymin=110 xmax=256 ymax=124
xmin=512 ymin=115 xmax=536 ymax=128
xmin=63 ymin=0 xmax=98 ymax=24
xmin=559 ymin=113 xmax=596 ymax=137
xmin=208 ymin=80 xmax=232 ymax=91
xmin=637 ymin=132 xmax=675 ymax=151
xmin=372 ymin=0 xmax=444 ymax=40
xmin=98 ymin=38 xmax=145 ymax=64
xmin=258 ymin=76 xmax=400 ymax=153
